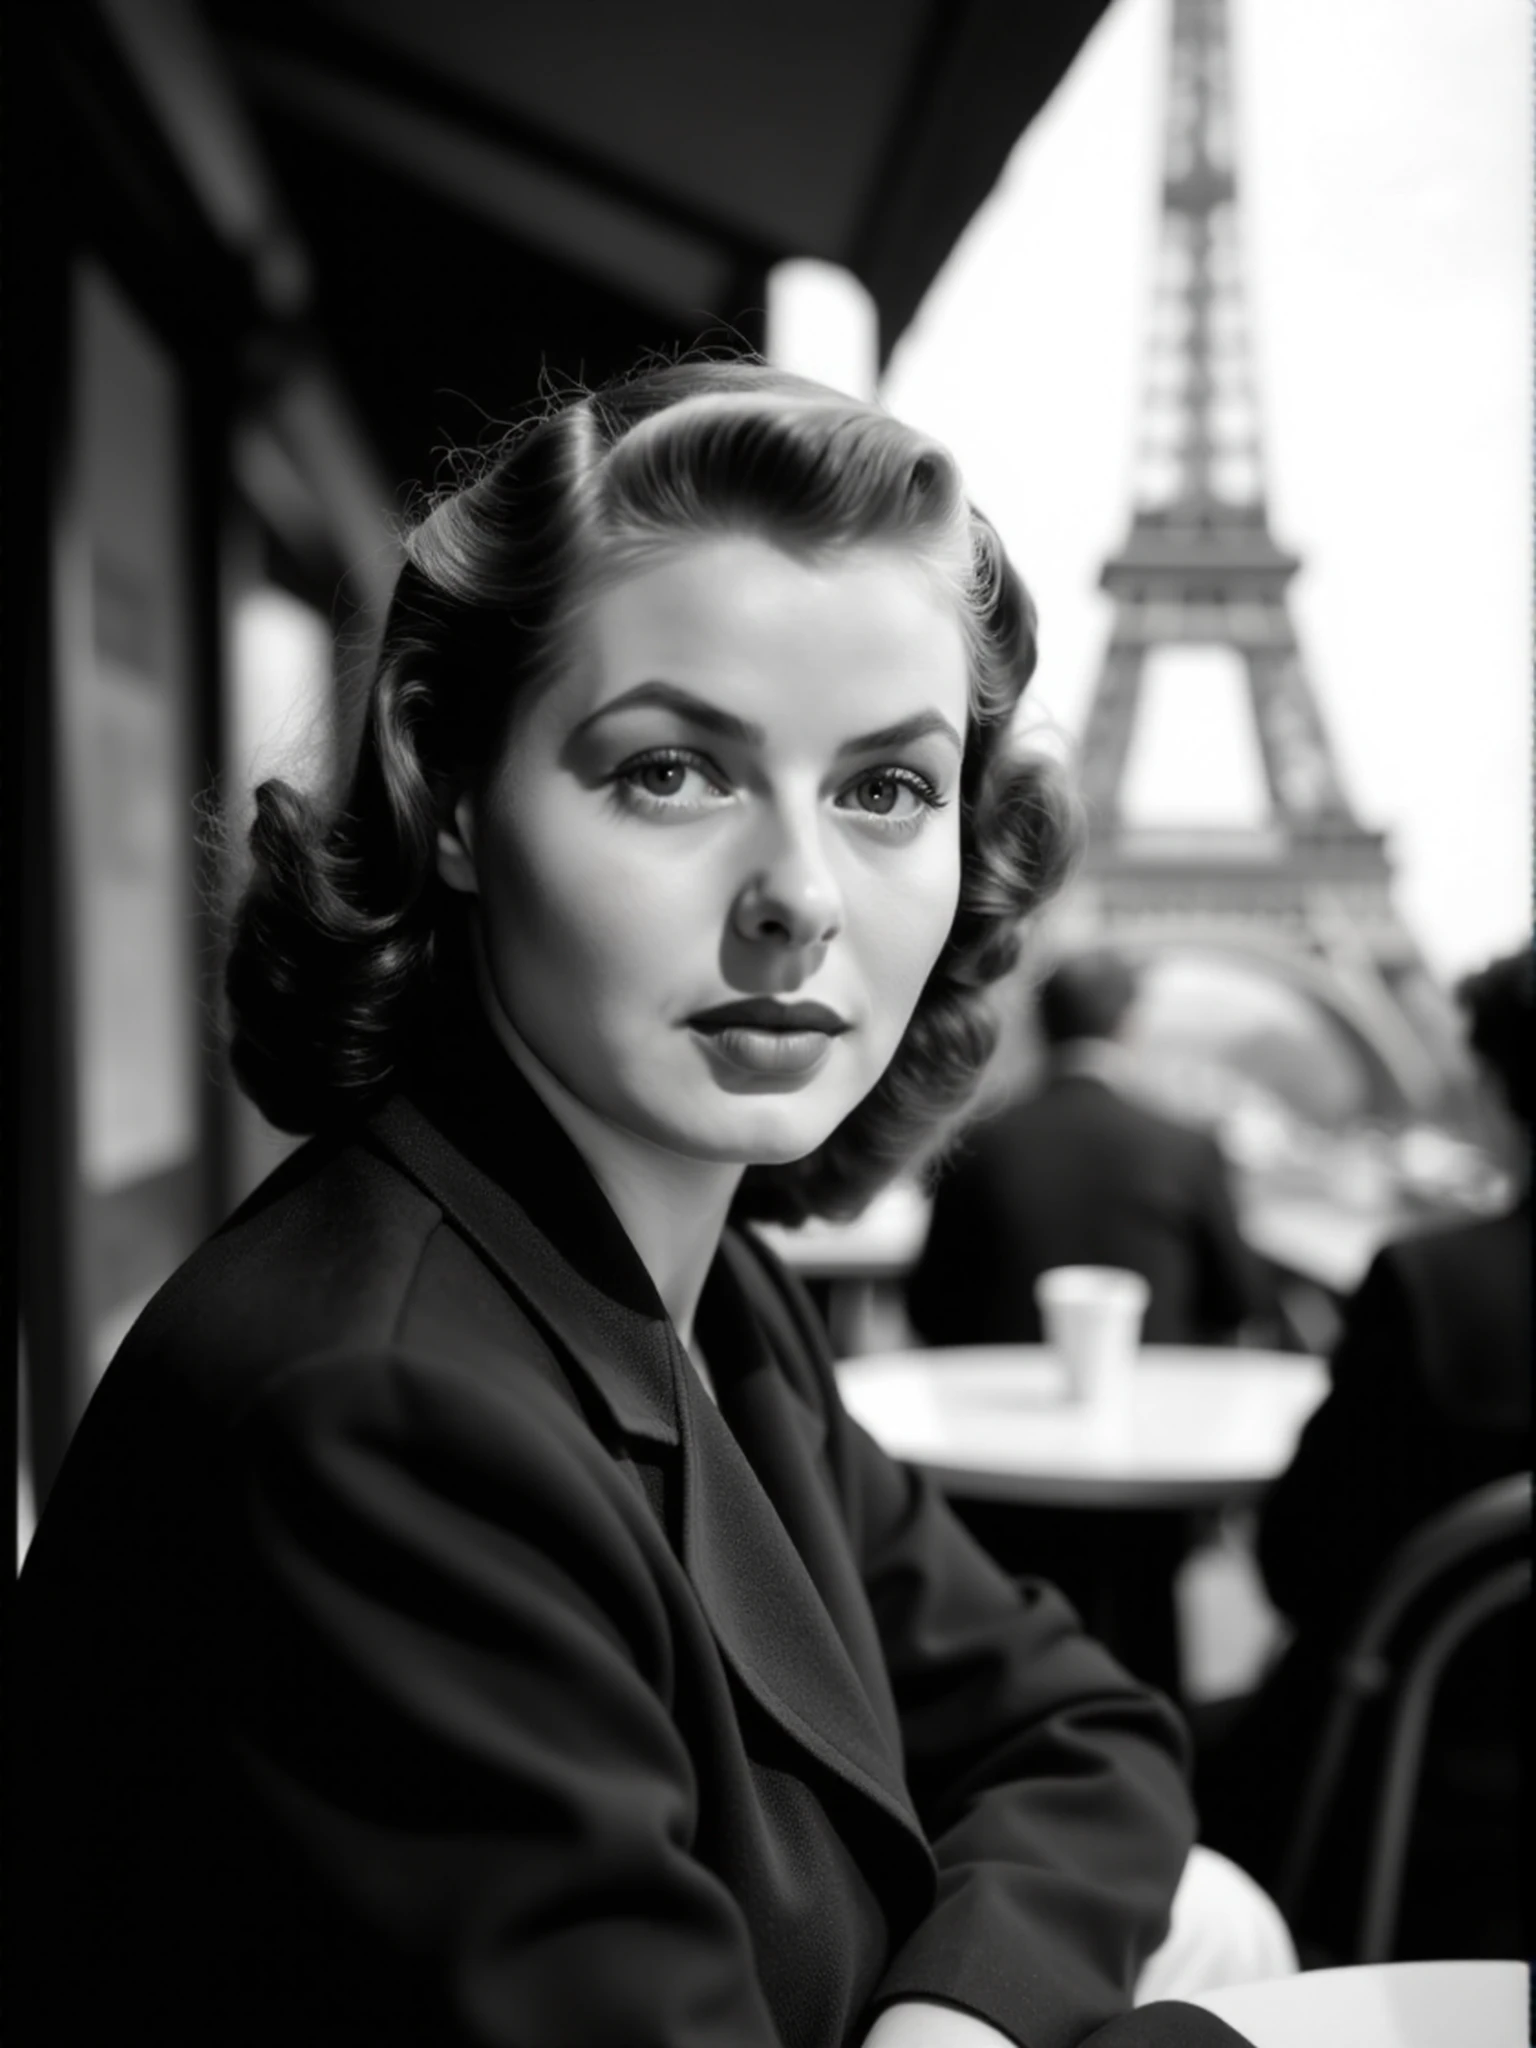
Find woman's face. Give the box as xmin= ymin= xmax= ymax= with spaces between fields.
xmin=440 ymin=534 xmax=970 ymax=1168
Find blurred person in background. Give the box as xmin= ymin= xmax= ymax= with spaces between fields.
xmin=1257 ymin=943 xmax=1530 ymax=1648
xmin=905 ymin=948 xmax=1274 ymax=1701
xmin=1195 ymin=943 xmax=1531 ymax=1961
xmin=9 ymin=360 xmax=1284 ymax=2048
xmin=907 ymin=947 xmax=1271 ymax=1350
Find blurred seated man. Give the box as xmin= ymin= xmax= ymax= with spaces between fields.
xmin=907 ymin=948 xmax=1271 ymax=1349
xmin=905 ymin=949 xmax=1273 ymax=1698
xmin=1197 ymin=945 xmax=1531 ymax=1959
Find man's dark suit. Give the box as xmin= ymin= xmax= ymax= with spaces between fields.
xmin=908 ymin=1064 xmax=1267 ymax=1349
xmin=1258 ymin=1200 xmax=1530 ymax=1627
xmin=1199 ymin=1200 xmax=1531 ymax=1958
xmin=8 ymin=1014 xmax=1253 ymax=2046
xmin=904 ymin=1062 xmax=1269 ymax=1700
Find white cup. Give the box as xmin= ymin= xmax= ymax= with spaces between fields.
xmin=1033 ymin=1265 xmax=1150 ymax=1412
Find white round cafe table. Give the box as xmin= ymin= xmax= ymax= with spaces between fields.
xmin=1186 ymin=1959 xmax=1528 ymax=2048
xmin=833 ymin=1346 xmax=1329 ymax=1509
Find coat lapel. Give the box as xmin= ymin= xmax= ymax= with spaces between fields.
xmin=361 ymin=1043 xmax=928 ymax=1868
xmin=684 ymin=1240 xmax=918 ymax=1837
xmin=364 ymin=1088 xmax=679 ymax=1447
xmin=704 ymin=1233 xmax=907 ymax=1760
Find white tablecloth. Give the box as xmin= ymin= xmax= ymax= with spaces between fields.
xmin=834 ymin=1345 xmax=1328 ymax=1508
xmin=1188 ymin=1960 xmax=1527 ymax=2048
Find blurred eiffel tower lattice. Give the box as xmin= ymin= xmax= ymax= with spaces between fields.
xmin=1060 ymin=0 xmax=1463 ymax=1115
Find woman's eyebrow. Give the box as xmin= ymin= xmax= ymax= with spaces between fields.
xmin=573 ymin=681 xmax=764 ymax=746
xmin=575 ymin=685 xmax=963 ymax=761
xmin=836 ymin=712 xmax=963 ymax=760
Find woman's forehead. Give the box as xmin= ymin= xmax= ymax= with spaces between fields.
xmin=568 ymin=534 xmax=970 ymax=706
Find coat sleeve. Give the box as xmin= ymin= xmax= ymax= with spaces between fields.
xmin=738 ymin=1234 xmax=1215 ymax=2048
xmin=224 ymin=1344 xmax=788 ymax=2048
xmin=833 ymin=1410 xmax=1202 ymax=2048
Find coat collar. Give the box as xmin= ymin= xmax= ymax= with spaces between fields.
xmin=364 ymin=1013 xmax=680 ymax=1447
xmin=361 ymin=1006 xmax=931 ymax=1875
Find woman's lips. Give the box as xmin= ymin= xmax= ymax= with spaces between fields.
xmin=694 ymin=1025 xmax=837 ymax=1076
xmin=687 ymin=1000 xmax=849 ymax=1079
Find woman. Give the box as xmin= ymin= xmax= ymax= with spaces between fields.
xmin=11 ymin=362 xmax=1260 ymax=2045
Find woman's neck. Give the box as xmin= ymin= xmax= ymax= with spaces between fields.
xmin=472 ymin=966 xmax=742 ymax=1349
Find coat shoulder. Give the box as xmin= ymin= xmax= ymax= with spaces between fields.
xmin=95 ymin=1131 xmax=545 ymax=1440
xmin=1015 ymin=1077 xmax=1219 ymax=1169
xmin=1369 ymin=1205 xmax=1531 ymax=1424
xmin=1380 ymin=1202 xmax=1527 ymax=1283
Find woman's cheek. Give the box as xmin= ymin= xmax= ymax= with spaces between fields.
xmin=888 ymin=842 xmax=961 ymax=975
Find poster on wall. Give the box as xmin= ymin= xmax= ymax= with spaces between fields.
xmin=56 ymin=259 xmax=204 ymax=1381
xmin=75 ymin=546 xmax=201 ymax=1191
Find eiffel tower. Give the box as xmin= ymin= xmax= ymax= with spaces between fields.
xmin=1059 ymin=0 xmax=1461 ymax=1115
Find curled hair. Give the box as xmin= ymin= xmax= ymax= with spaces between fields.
xmin=226 ymin=356 xmax=1084 ymax=1220
xmin=1456 ymin=946 xmax=1534 ymax=1124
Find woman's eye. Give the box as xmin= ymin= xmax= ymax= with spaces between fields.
xmin=613 ymin=749 xmax=730 ymax=812
xmin=839 ymin=768 xmax=943 ymax=825
xmin=636 ymin=759 xmax=690 ymax=798
xmin=852 ymin=773 xmax=907 ymax=817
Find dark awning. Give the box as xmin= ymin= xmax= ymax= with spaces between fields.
xmin=195 ymin=0 xmax=1112 ymax=478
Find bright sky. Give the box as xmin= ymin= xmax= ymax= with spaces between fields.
xmin=883 ymin=0 xmax=1530 ymax=984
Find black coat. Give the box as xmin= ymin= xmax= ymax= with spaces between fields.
xmin=1197 ymin=1201 xmax=1531 ymax=1957
xmin=1258 ymin=1199 xmax=1532 ymax=1630
xmin=9 ymin=1019 xmax=1253 ymax=2047
xmin=908 ymin=1074 xmax=1268 ymax=1348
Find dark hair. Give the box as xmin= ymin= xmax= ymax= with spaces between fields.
xmin=1456 ymin=945 xmax=1533 ymax=1123
xmin=225 ymin=356 xmax=1083 ymax=1222
xmin=1035 ymin=948 xmax=1139 ymax=1049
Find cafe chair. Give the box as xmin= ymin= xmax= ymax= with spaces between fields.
xmin=1274 ymin=1472 xmax=1531 ymax=1963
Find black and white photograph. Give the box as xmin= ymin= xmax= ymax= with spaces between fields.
xmin=5 ymin=4 xmax=1528 ymax=2043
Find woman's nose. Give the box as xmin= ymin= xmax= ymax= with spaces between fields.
xmin=730 ymin=818 xmax=843 ymax=948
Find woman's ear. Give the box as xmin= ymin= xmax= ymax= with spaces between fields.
xmin=436 ymin=792 xmax=480 ymax=896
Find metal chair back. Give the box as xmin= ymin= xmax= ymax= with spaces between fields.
xmin=1274 ymin=1471 xmax=1531 ymax=1960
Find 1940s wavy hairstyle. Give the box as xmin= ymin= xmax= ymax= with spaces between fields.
xmin=225 ymin=358 xmax=1083 ymax=1223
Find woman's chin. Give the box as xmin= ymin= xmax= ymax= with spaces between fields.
xmin=676 ymin=1104 xmax=849 ymax=1169
xmin=743 ymin=1136 xmax=827 ymax=1168
xmin=737 ymin=1109 xmax=854 ymax=1167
